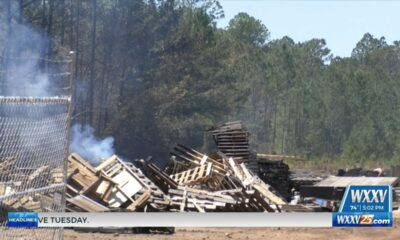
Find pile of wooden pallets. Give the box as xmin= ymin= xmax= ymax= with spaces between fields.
xmin=148 ymin=144 xmax=288 ymax=212
xmin=64 ymin=121 xmax=311 ymax=213
xmin=0 ymin=121 xmax=320 ymax=213
xmin=66 ymin=153 xmax=168 ymax=212
xmin=0 ymin=158 xmax=64 ymax=212
xmin=65 ymin=150 xmax=287 ymax=213
xmin=207 ymin=121 xmax=259 ymax=173
xmin=257 ymin=157 xmax=291 ymax=200
xmin=256 ymin=153 xmax=306 ymax=200
xmin=207 ymin=120 xmax=303 ymax=201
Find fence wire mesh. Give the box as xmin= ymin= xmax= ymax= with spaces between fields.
xmin=0 ymin=55 xmax=72 ymax=240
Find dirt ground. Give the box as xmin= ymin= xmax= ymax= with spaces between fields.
xmin=64 ymin=218 xmax=400 ymax=240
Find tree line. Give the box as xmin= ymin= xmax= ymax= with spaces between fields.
xmin=2 ymin=0 xmax=400 ymax=165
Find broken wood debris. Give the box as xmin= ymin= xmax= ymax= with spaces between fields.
xmin=66 ymin=153 xmax=168 ymax=212
xmin=62 ymin=121 xmax=312 ymax=213
xmin=160 ymin=141 xmax=287 ymax=212
xmin=0 ymin=156 xmax=65 ymax=212
xmin=63 ymin=145 xmax=291 ymax=213
xmin=0 ymin=121 xmax=320 ymax=213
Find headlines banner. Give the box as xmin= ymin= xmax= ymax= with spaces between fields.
xmin=6 ymin=185 xmax=394 ymax=228
xmin=8 ymin=212 xmax=332 ymax=228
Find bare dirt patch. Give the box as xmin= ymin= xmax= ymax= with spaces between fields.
xmin=64 ymin=219 xmax=400 ymax=240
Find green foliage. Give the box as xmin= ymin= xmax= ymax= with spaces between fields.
xmin=7 ymin=1 xmax=400 ymax=165
xmin=227 ymin=12 xmax=269 ymax=46
xmin=351 ymin=33 xmax=387 ymax=59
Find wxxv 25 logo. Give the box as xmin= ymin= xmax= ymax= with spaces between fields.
xmin=332 ymin=185 xmax=392 ymax=227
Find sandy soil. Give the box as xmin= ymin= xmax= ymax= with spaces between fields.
xmin=64 ymin=219 xmax=400 ymax=240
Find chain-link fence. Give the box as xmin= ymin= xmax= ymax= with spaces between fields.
xmin=0 ymin=54 xmax=73 ymax=240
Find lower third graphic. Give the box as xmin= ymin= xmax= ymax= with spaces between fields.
xmin=332 ymin=185 xmax=392 ymax=227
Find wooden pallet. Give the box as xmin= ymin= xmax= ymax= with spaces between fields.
xmin=145 ymin=163 xmax=178 ymax=193
xmin=66 ymin=153 xmax=166 ymax=212
xmin=171 ymin=144 xmax=229 ymax=175
xmin=208 ymin=121 xmax=253 ymax=172
xmin=170 ymin=163 xmax=213 ymax=185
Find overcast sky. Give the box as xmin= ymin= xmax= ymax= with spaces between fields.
xmin=217 ymin=1 xmax=400 ymax=57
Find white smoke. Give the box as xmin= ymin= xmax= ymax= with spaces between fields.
xmin=1 ymin=1 xmax=52 ymax=97
xmin=70 ymin=124 xmax=115 ymax=164
xmin=0 ymin=1 xmax=65 ymax=170
xmin=5 ymin=50 xmax=50 ymax=97
xmin=1 ymin=1 xmax=116 ymax=166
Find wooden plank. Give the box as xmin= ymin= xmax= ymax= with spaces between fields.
xmin=174 ymin=145 xmax=226 ymax=169
xmin=68 ymin=154 xmax=99 ymax=190
xmin=172 ymin=149 xmax=227 ymax=174
xmin=257 ymin=153 xmax=304 ymax=161
xmin=315 ymin=176 xmax=399 ymax=187
xmin=95 ymin=155 xmax=119 ymax=172
xmin=190 ymin=199 xmax=206 ymax=212
xmin=67 ymin=194 xmax=109 ymax=212
xmin=126 ymin=190 xmax=151 ymax=211
xmin=146 ymin=163 xmax=178 ymax=193
xmin=180 ymin=188 xmax=187 ymax=212
xmin=169 ymin=188 xmax=237 ymax=204
xmin=28 ymin=165 xmax=49 ymax=181
xmin=69 ymin=153 xmax=97 ymax=173
xmin=240 ymin=163 xmax=253 ymax=180
xmin=228 ymin=157 xmax=244 ymax=181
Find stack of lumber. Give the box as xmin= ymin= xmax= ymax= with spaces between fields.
xmin=290 ymin=170 xmax=326 ymax=192
xmin=208 ymin=121 xmax=258 ymax=173
xmin=0 ymin=193 xmax=60 ymax=212
xmin=257 ymin=157 xmax=291 ymax=200
xmin=256 ymin=154 xmax=306 ymax=200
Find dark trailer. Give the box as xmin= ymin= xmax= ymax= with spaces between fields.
xmin=300 ymin=176 xmax=400 ymax=210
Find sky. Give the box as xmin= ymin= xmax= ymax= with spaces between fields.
xmin=217 ymin=1 xmax=400 ymax=57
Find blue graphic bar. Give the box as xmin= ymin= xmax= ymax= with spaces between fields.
xmin=333 ymin=185 xmax=392 ymax=227
xmin=8 ymin=212 xmax=38 ymax=228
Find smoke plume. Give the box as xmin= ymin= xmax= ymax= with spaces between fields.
xmin=70 ymin=124 xmax=115 ymax=164
xmin=0 ymin=1 xmax=70 ymax=173
xmin=1 ymin=1 xmax=116 ymax=166
xmin=0 ymin=1 xmax=52 ymax=97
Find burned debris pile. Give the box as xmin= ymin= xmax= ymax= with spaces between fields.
xmin=65 ymin=121 xmax=293 ymax=213
xmin=256 ymin=156 xmax=292 ymax=200
xmin=10 ymin=120 xmax=398 ymax=215
xmin=1 ymin=120 xmax=399 ymax=215
xmin=66 ymin=147 xmax=287 ymax=212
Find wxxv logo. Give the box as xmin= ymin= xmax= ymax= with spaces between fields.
xmin=332 ymin=185 xmax=392 ymax=227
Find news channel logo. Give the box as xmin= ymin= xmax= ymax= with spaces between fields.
xmin=7 ymin=212 xmax=38 ymax=228
xmin=332 ymin=185 xmax=392 ymax=227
